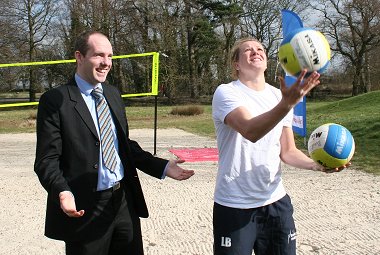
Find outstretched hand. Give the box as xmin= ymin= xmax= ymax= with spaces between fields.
xmin=323 ymin=162 xmax=352 ymax=173
xmin=311 ymin=162 xmax=352 ymax=173
xmin=278 ymin=69 xmax=321 ymax=108
xmin=165 ymin=159 xmax=195 ymax=180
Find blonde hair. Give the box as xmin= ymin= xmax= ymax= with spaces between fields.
xmin=230 ymin=37 xmax=264 ymax=79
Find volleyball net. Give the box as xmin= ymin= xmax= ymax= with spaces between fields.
xmin=0 ymin=52 xmax=160 ymax=108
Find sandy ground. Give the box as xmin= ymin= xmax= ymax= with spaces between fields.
xmin=0 ymin=128 xmax=379 ymax=255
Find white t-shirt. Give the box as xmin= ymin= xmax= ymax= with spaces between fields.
xmin=212 ymin=80 xmax=293 ymax=209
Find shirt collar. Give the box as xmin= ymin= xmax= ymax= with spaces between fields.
xmin=75 ymin=73 xmax=102 ymax=96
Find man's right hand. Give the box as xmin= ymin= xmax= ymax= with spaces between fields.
xmin=59 ymin=191 xmax=85 ymax=217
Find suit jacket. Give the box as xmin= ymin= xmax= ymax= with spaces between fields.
xmin=34 ymin=78 xmax=168 ymax=242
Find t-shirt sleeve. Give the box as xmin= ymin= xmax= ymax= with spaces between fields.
xmin=283 ymin=107 xmax=294 ymax=128
xmin=212 ymin=84 xmax=243 ymax=124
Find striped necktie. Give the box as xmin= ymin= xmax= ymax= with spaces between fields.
xmin=91 ymin=87 xmax=117 ymax=172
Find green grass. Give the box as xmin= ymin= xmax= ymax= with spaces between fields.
xmin=0 ymin=107 xmax=38 ymax=133
xmin=304 ymin=91 xmax=380 ymax=175
xmin=0 ymin=91 xmax=30 ymax=98
xmin=1 ymin=91 xmax=379 ymax=175
xmin=126 ymin=105 xmax=215 ymax=138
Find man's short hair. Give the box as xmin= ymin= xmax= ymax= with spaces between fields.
xmin=74 ymin=31 xmax=108 ymax=56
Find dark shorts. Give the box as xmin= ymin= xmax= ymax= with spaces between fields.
xmin=213 ymin=194 xmax=296 ymax=255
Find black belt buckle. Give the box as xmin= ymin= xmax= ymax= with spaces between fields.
xmin=112 ymin=182 xmax=121 ymax=191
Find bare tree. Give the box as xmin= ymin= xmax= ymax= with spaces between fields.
xmin=239 ymin=0 xmax=311 ymax=85
xmin=4 ymin=0 xmax=380 ymax=104
xmin=369 ymin=45 xmax=380 ymax=91
xmin=0 ymin=1 xmax=26 ymax=92
xmin=62 ymin=0 xmax=136 ymax=92
xmin=313 ymin=0 xmax=380 ymax=95
xmin=1 ymin=0 xmax=58 ymax=101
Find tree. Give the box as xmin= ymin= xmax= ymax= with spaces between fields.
xmin=184 ymin=0 xmax=221 ymax=98
xmin=239 ymin=0 xmax=310 ymax=85
xmin=198 ymin=0 xmax=243 ymax=88
xmin=2 ymin=0 xmax=58 ymax=101
xmin=144 ymin=0 xmax=190 ymax=103
xmin=0 ymin=1 xmax=26 ymax=92
xmin=313 ymin=0 xmax=380 ymax=95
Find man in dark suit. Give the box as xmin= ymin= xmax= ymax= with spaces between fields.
xmin=34 ymin=31 xmax=194 ymax=255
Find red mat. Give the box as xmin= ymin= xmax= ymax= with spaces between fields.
xmin=169 ymin=148 xmax=219 ymax=162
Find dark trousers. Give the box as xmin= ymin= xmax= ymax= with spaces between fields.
xmin=213 ymin=194 xmax=296 ymax=255
xmin=65 ymin=186 xmax=144 ymax=255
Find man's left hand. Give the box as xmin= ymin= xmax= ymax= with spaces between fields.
xmin=165 ymin=159 xmax=195 ymax=180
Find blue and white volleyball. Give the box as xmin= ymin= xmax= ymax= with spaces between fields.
xmin=278 ymin=28 xmax=331 ymax=77
xmin=308 ymin=123 xmax=355 ymax=169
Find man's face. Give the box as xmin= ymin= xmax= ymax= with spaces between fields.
xmin=75 ymin=33 xmax=113 ymax=86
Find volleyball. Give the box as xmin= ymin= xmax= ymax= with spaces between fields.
xmin=308 ymin=123 xmax=355 ymax=169
xmin=278 ymin=27 xmax=331 ymax=77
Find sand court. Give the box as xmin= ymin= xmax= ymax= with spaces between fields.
xmin=0 ymin=129 xmax=379 ymax=255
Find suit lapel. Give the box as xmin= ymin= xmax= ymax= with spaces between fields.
xmin=66 ymin=80 xmax=99 ymax=139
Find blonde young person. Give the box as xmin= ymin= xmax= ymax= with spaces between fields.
xmin=212 ymin=37 xmax=348 ymax=255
